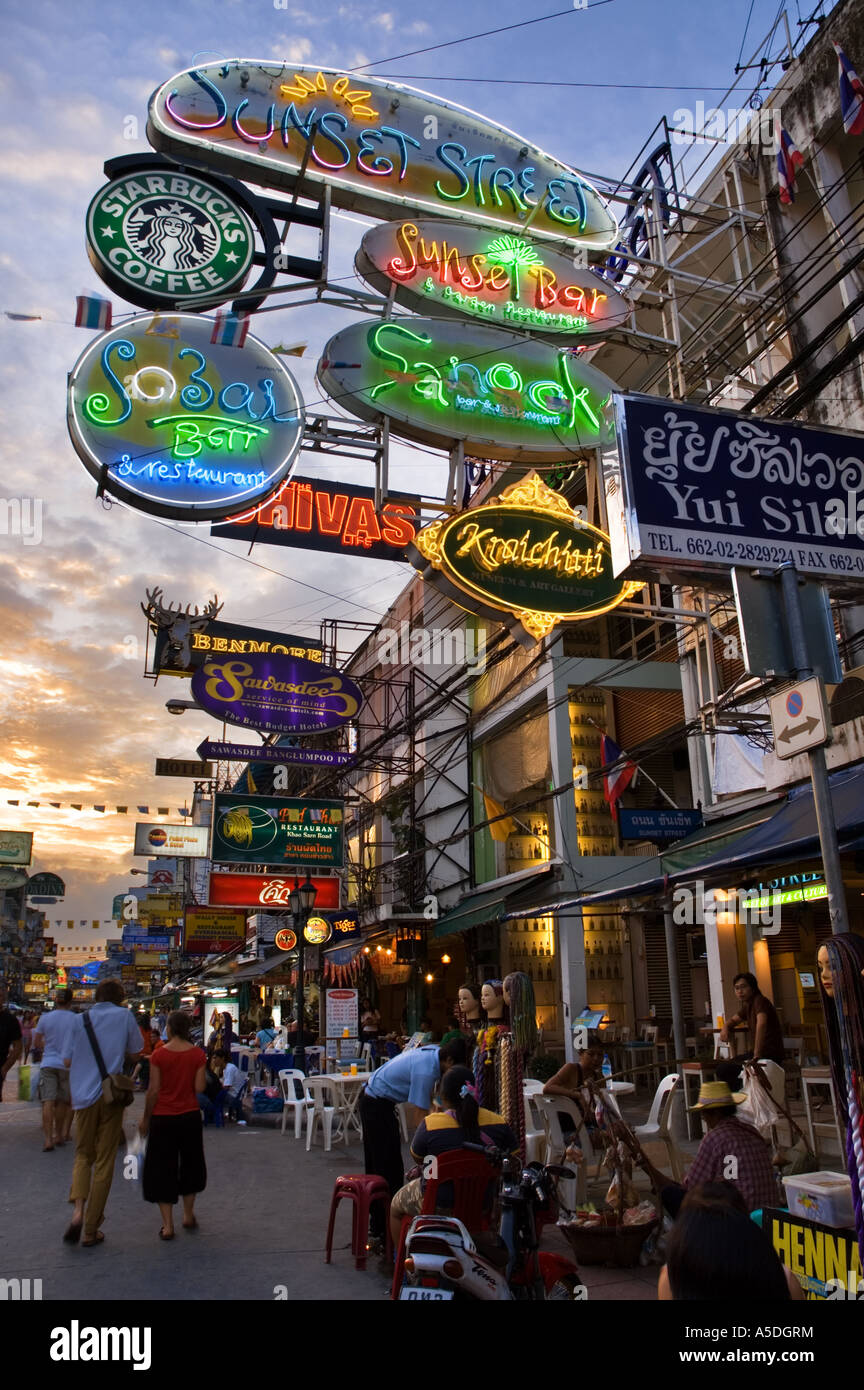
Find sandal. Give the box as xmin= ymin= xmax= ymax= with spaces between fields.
xmin=81 ymin=1232 xmax=104 ymax=1247
xmin=62 ymin=1220 xmax=83 ymax=1244
xmin=182 ymin=1218 xmax=198 ymax=1231
xmin=43 ymin=1144 xmax=55 ymax=1152
xmin=159 ymin=1228 xmax=174 ymax=1240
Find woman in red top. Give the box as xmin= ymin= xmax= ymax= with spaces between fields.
xmin=139 ymin=1010 xmax=207 ymax=1239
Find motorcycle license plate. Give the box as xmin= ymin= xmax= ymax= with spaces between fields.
xmin=399 ymin=1286 xmax=454 ymax=1300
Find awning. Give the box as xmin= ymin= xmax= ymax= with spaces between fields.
xmin=521 ymin=767 xmax=864 ymax=913
xmin=206 ymin=953 xmax=292 ymax=984
xmin=433 ymin=867 xmax=557 ymax=939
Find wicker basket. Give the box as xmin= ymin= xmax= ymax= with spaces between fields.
xmin=559 ymin=1216 xmax=659 ymax=1268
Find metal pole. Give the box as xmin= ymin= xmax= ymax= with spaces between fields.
xmin=295 ymin=917 xmax=306 ymax=1075
xmin=778 ymin=565 xmax=850 ymax=935
xmin=662 ymin=895 xmax=687 ymax=1068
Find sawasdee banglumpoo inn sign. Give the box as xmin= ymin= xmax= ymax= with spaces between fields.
xmin=317 ymin=319 xmax=616 ymax=462
xmin=409 ymin=473 xmax=644 ymax=643
xmin=67 ymin=313 xmax=305 ymax=522
xmin=355 ymin=221 xmax=629 ymax=339
xmin=148 ymin=64 xmax=618 ymax=249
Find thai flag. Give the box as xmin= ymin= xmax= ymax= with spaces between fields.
xmin=600 ymin=733 xmax=636 ymax=821
xmin=833 ymin=42 xmax=864 ymax=136
xmin=210 ymin=310 xmax=250 ymax=347
xmin=776 ymin=126 xmax=804 ymax=205
xmin=74 ymin=295 xmax=112 ymax=329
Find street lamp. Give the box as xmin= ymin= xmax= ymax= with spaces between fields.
xmin=289 ymin=874 xmax=318 ymax=1074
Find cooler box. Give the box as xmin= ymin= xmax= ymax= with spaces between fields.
xmin=782 ymin=1171 xmax=854 ymax=1229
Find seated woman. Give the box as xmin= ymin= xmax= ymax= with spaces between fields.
xmin=388 ymin=1065 xmax=518 ymax=1253
xmin=542 ymin=1047 xmax=602 ymax=1135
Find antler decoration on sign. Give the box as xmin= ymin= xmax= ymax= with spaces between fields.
xmin=141 ymin=588 xmax=223 ymax=668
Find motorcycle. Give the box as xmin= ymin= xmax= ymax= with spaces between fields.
xmin=396 ymin=1145 xmax=584 ymax=1301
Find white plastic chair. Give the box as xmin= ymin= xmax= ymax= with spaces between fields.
xmin=523 ymin=1092 xmax=547 ymax=1165
xmin=395 ymin=1101 xmax=410 ymax=1143
xmin=278 ymin=1069 xmax=311 ymax=1138
xmin=305 ymin=1076 xmax=348 ymax=1151
xmin=523 ymin=1079 xmax=545 ymax=1097
xmin=534 ymin=1096 xmax=587 ymax=1203
xmin=633 ymin=1074 xmax=684 ymax=1181
xmin=360 ymin=1042 xmax=374 ymax=1071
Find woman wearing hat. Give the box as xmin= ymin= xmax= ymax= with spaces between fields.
xmin=636 ymin=1079 xmax=779 ymax=1216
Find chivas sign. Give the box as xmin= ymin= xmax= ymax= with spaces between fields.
xmin=87 ymin=167 xmax=256 ymax=309
xmin=148 ymin=64 xmax=618 ymax=249
xmin=191 ymin=651 xmax=363 ymax=734
xmin=356 ymin=221 xmax=628 ymax=338
xmin=317 ymin=319 xmax=617 ymax=462
xmin=410 ymin=473 xmax=644 ymax=642
xmin=67 ymin=314 xmax=305 ymax=522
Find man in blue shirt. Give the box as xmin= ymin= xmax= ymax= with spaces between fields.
xmin=359 ymin=1038 xmax=468 ymax=1241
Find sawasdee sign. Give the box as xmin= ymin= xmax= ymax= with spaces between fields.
xmin=191 ymin=651 xmax=363 ymax=734
xmin=211 ymin=792 xmax=344 ymax=868
xmin=355 ymin=220 xmax=629 ymax=338
xmin=148 ymin=64 xmax=618 ymax=249
xmin=86 ymin=166 xmax=256 ymax=309
xmin=317 ymin=319 xmax=617 ymax=462
xmin=410 ymin=473 xmax=644 ymax=642
xmin=67 ymin=313 xmax=305 ymax=522
xmin=606 ymin=393 xmax=864 ymax=582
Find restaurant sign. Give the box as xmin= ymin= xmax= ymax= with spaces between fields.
xmin=211 ymin=793 xmax=344 ymax=868
xmin=606 ymin=393 xmax=864 ymax=583
xmin=0 ymin=830 xmax=33 ymax=865
xmin=148 ymin=64 xmax=618 ymax=249
xmin=197 ymin=740 xmax=355 ymax=769
xmin=184 ymin=905 xmax=247 ymax=955
xmin=356 ymin=221 xmax=628 ymax=338
xmin=207 ymin=871 xmax=340 ymax=910
xmin=67 ymin=314 xmax=305 ymax=522
xmin=86 ymin=166 xmax=255 ymax=309
xmin=133 ymin=823 xmax=210 ymax=858
xmin=190 ymin=651 xmax=363 ymax=735
xmin=318 ymin=319 xmax=617 ymax=462
xmin=211 ymin=474 xmax=421 ymax=562
xmin=410 ymin=473 xmax=644 ymax=642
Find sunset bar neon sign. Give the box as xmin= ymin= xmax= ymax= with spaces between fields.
xmin=356 ymin=221 xmax=629 ymax=338
xmin=149 ymin=64 xmax=618 ymax=249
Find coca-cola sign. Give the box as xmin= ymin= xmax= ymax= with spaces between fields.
xmin=207 ymin=871 xmax=340 ymax=910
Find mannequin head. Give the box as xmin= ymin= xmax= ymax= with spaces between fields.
xmin=818 ymin=933 xmax=864 ymax=1134
xmin=817 ymin=944 xmax=834 ymax=997
xmin=457 ymin=983 xmax=482 ymax=1022
xmin=480 ymin=980 xmax=505 ymax=1020
xmin=503 ymin=972 xmax=538 ymax=1054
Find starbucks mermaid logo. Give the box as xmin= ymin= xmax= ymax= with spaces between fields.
xmin=126 ymin=200 xmax=219 ymax=272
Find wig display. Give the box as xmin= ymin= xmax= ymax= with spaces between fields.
xmin=473 ymin=981 xmax=505 ymax=1111
xmin=500 ymin=972 xmax=538 ymax=1159
xmin=818 ymin=932 xmax=864 ymax=1265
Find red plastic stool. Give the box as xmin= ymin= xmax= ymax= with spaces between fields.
xmin=325 ymin=1174 xmax=392 ymax=1270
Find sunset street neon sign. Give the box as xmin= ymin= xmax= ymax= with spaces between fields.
xmin=409 ymin=473 xmax=644 ymax=642
xmin=148 ymin=64 xmax=618 ymax=249
xmin=66 ymin=314 xmax=305 ymax=521
xmin=317 ymin=318 xmax=617 ymax=461
xmin=356 ymin=221 xmax=629 ymax=338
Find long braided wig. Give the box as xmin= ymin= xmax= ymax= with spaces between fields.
xmin=818 ymin=933 xmax=864 ymax=1266
xmin=504 ymin=972 xmax=538 ymax=1056
xmin=501 ymin=973 xmax=538 ymax=1159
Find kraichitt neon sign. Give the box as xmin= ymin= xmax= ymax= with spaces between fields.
xmin=317 ymin=318 xmax=617 ymax=462
xmin=66 ymin=314 xmax=305 ymax=522
xmin=356 ymin=221 xmax=629 ymax=338
xmin=148 ymin=64 xmax=618 ymax=249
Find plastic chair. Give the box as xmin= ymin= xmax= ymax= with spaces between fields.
xmin=305 ymin=1076 xmax=348 ymax=1151
xmin=535 ymin=1096 xmax=588 ymax=1203
xmin=391 ymin=1150 xmax=498 ymax=1299
xmin=782 ymin=1037 xmax=805 ymax=1101
xmin=522 ymin=1079 xmax=545 ymax=1097
xmin=523 ymin=1092 xmax=547 ymax=1165
xmin=325 ymin=1174 xmax=392 ymax=1270
xmin=633 ymin=1074 xmax=684 ymax=1181
xmin=395 ymin=1101 xmax=410 ymax=1143
xmin=278 ymin=1069 xmax=311 ymax=1138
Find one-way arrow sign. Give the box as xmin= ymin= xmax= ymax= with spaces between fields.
xmin=769 ymin=680 xmax=831 ymax=760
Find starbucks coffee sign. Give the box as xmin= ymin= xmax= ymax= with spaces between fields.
xmin=87 ymin=167 xmax=255 ymax=309
xmin=409 ymin=473 xmax=644 ymax=643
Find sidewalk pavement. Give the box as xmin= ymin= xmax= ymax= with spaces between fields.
xmin=1 ymin=1065 xmax=667 ymax=1302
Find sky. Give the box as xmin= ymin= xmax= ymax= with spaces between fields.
xmin=0 ymin=0 xmax=823 ymax=944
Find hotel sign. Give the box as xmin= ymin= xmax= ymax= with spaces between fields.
xmin=197 ymin=740 xmax=355 ymax=768
xmin=86 ymin=167 xmax=256 ymax=310
xmin=153 ymin=617 xmax=324 ymax=675
xmin=190 ymin=651 xmax=363 ymax=735
xmin=356 ymin=221 xmax=628 ymax=338
xmin=317 ymin=319 xmax=617 ymax=462
xmin=211 ymin=474 xmax=421 ymax=561
xmin=410 ymin=473 xmax=643 ymax=642
xmin=211 ymin=792 xmax=344 ymax=868
xmin=67 ymin=314 xmax=305 ymax=523
xmin=148 ymin=64 xmax=618 ymax=249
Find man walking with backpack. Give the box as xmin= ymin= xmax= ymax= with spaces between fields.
xmin=63 ymin=981 xmax=142 ymax=1246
